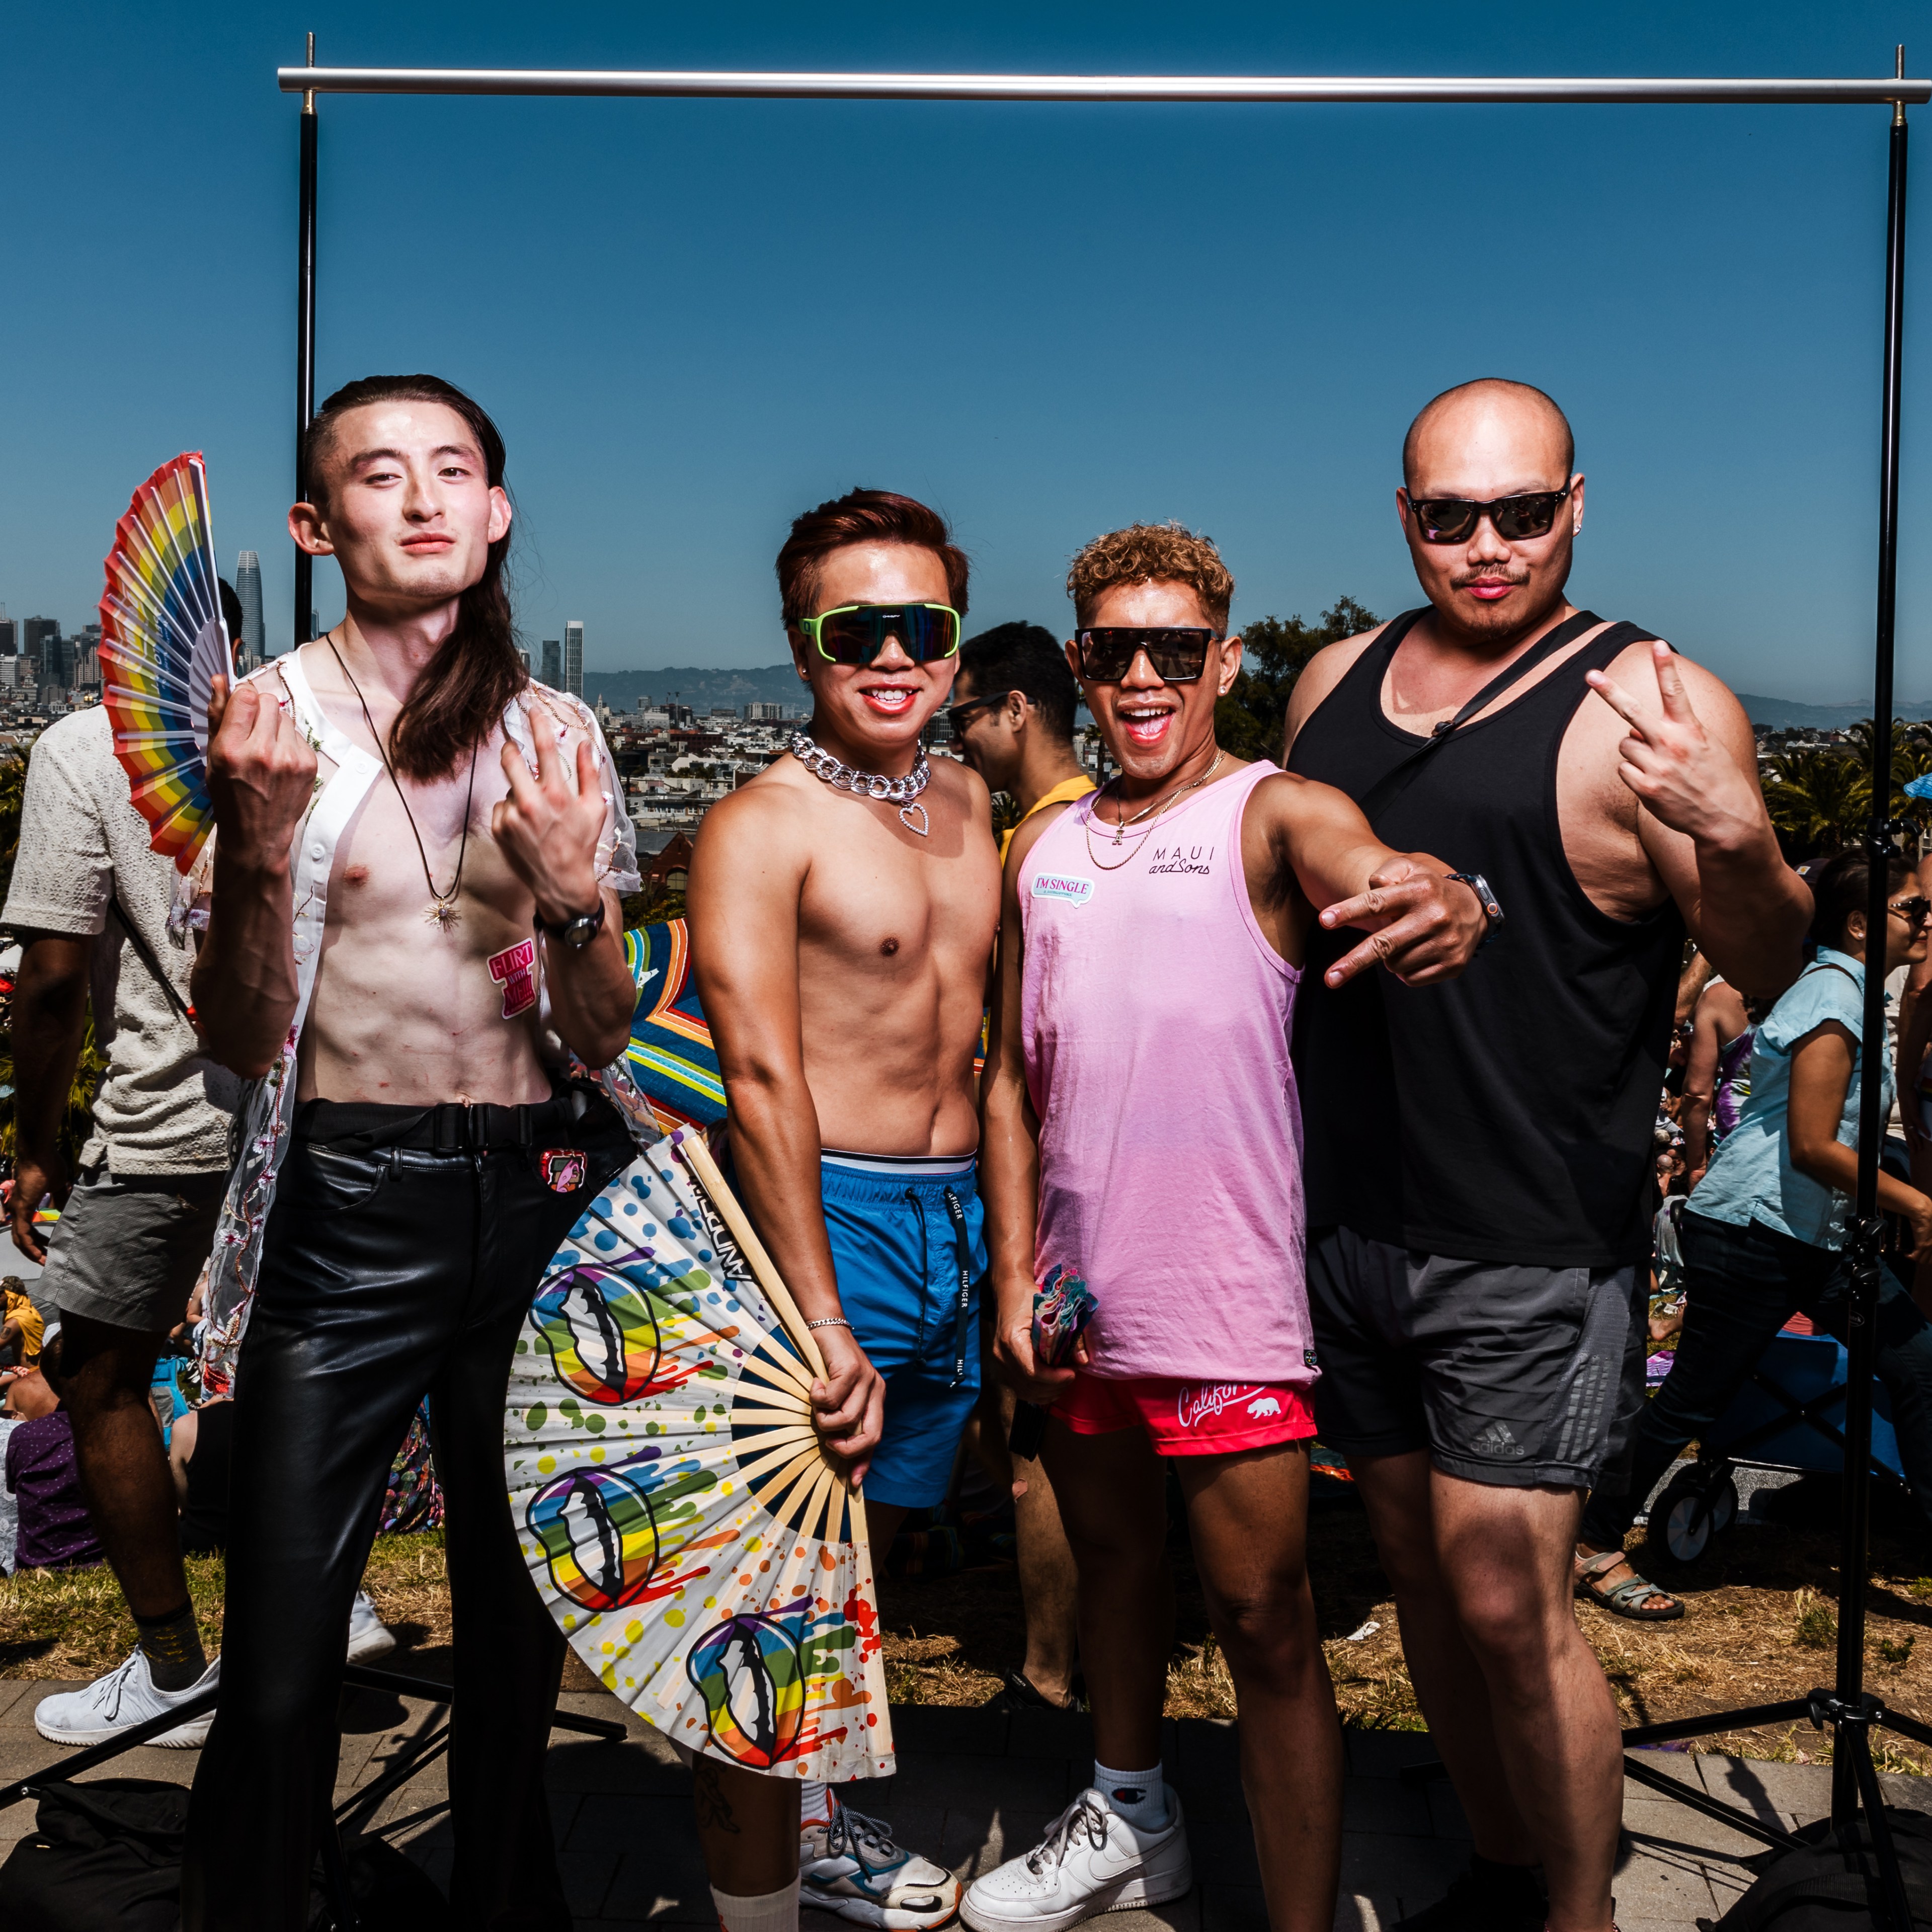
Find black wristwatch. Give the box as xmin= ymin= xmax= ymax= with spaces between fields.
xmin=1446 ymin=871 xmax=1504 ymax=947
xmin=534 ymin=900 xmax=607 ymax=950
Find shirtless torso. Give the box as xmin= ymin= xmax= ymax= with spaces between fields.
xmin=278 ymin=640 xmax=625 ymax=1105
xmin=683 ymin=526 xmax=1001 ymax=1495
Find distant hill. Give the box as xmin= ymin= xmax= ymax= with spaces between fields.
xmin=578 ymin=669 xmax=1932 ymax=734
xmin=581 ymin=665 xmax=801 ymax=713
xmin=1737 ymin=694 xmax=1932 ymax=730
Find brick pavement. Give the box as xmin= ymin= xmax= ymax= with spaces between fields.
xmin=1 ymin=1676 xmax=1923 ymax=1928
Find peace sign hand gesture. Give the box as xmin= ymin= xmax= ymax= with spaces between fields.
xmin=1584 ymin=640 xmax=1763 ymax=849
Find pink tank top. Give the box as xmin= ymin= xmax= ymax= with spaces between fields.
xmin=1019 ymin=761 xmax=1311 ymax=1386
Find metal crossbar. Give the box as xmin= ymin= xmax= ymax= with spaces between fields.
xmin=276 ymin=65 xmax=1930 ymax=106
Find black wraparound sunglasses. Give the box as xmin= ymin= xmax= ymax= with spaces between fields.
xmin=1076 ymin=627 xmax=1221 ymax=684
xmin=1405 ymin=484 xmax=1574 ymax=545
xmin=941 ymin=689 xmax=1012 ymax=735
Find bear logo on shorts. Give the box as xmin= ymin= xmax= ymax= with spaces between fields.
xmin=1246 ymin=1395 xmax=1282 ymax=1419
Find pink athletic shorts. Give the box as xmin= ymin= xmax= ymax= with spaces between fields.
xmin=1052 ymin=1372 xmax=1316 ymax=1457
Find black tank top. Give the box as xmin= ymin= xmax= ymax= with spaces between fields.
xmin=1286 ymin=608 xmax=1683 ymax=1267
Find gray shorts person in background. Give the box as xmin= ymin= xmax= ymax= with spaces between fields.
xmin=3 ymin=583 xmax=248 ymax=1745
xmin=1282 ymin=381 xmax=1811 ymax=1932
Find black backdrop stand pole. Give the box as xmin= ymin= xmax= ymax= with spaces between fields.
xmin=294 ymin=31 xmax=317 ymax=651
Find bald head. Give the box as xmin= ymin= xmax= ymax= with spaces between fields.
xmin=1402 ymin=379 xmax=1574 ymax=493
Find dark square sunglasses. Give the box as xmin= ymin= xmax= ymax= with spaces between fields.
xmin=1406 ymin=483 xmax=1573 ymax=545
xmin=1076 ymin=627 xmax=1220 ymax=684
xmin=797 ymin=603 xmax=961 ymax=667
xmin=1891 ymin=895 xmax=1932 ymax=925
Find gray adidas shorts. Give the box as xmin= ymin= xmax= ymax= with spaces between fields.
xmin=38 ymin=1166 xmax=228 ymax=1336
xmin=1306 ymin=1224 xmax=1648 ymax=1492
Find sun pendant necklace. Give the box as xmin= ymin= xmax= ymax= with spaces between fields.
xmin=1083 ymin=751 xmax=1225 ymax=872
xmin=789 ymin=730 xmax=933 ymax=836
xmin=328 ymin=635 xmax=479 ymax=929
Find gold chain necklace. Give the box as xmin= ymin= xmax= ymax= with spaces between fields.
xmin=326 ymin=634 xmax=479 ymax=931
xmin=1082 ymin=751 xmax=1224 ymax=872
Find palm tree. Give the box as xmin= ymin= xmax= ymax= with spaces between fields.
xmin=1764 ymin=749 xmax=1869 ymax=856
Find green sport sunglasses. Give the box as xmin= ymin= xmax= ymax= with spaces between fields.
xmin=796 ymin=603 xmax=963 ymax=667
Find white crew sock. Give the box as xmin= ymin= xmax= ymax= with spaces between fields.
xmin=799 ymin=1779 xmax=832 ymax=1829
xmin=1093 ymin=1759 xmax=1167 ymax=1831
xmin=710 ymin=1876 xmax=800 ymax=1932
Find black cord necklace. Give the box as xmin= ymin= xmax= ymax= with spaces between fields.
xmin=326 ymin=633 xmax=478 ymax=931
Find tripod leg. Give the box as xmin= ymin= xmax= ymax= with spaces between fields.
xmin=317 ymin=1810 xmax=361 ymax=1932
xmin=1845 ymin=1725 xmax=1915 ymax=1932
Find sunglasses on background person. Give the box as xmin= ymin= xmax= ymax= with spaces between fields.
xmin=1405 ymin=483 xmax=1574 ymax=545
xmin=1890 ymin=895 xmax=1932 ymax=925
xmin=1075 ymin=627 xmax=1222 ymax=684
xmin=941 ymin=688 xmax=1013 ymax=735
xmin=797 ymin=603 xmax=962 ymax=667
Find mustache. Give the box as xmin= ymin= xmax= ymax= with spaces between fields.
xmin=1451 ymin=567 xmax=1531 ymax=591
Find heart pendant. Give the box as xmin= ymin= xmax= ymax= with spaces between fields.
xmin=899 ymin=801 xmax=930 ymax=837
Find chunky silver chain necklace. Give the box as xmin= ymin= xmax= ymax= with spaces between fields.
xmin=789 ymin=731 xmax=933 ymax=836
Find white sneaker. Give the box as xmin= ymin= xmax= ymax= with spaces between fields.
xmin=345 ymin=1589 xmax=397 ymax=1664
xmin=802 ymin=1794 xmax=963 ymax=1928
xmin=962 ymin=1789 xmax=1191 ymax=1932
xmin=33 ymin=1647 xmax=219 ymax=1749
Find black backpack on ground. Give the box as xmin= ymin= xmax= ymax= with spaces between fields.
xmin=0 ymin=1777 xmax=450 ymax=1930
xmin=1710 ymin=1809 xmax=1932 ymax=1929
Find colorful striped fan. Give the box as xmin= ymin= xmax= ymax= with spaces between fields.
xmin=621 ymin=922 xmax=727 ymax=1132
xmin=98 ymin=453 xmax=235 ymax=871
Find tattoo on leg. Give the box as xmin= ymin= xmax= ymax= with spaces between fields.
xmin=693 ymin=1755 xmax=741 ymax=1834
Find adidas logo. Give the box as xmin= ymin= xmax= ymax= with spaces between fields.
xmin=1477 ymin=1419 xmax=1526 ymax=1458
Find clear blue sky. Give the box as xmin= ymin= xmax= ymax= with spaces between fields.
xmin=5 ymin=3 xmax=1930 ymax=699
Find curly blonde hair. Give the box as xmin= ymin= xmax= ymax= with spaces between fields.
xmin=1066 ymin=522 xmax=1235 ymax=631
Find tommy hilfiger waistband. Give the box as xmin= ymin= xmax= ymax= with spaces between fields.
xmin=821 ymin=1148 xmax=977 ymax=1179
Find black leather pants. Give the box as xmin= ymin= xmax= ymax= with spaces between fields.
xmin=181 ymin=1088 xmax=632 ymax=1932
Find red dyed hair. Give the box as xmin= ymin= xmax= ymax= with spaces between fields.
xmin=775 ymin=488 xmax=970 ymax=625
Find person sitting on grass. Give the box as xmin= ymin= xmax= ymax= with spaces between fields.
xmin=4 ymin=1366 xmax=104 ymax=1571
xmin=1576 ymin=847 xmax=1932 ymax=1621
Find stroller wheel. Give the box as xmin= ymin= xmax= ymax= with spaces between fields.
xmin=1655 ymin=1468 xmax=1727 ymax=1564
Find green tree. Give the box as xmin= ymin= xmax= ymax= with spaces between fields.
xmin=1215 ymin=597 xmax=1380 ymax=765
xmin=1764 ymin=749 xmax=1869 ymax=856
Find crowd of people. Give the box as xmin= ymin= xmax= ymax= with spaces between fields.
xmin=4 ymin=363 xmax=1878 ymax=1932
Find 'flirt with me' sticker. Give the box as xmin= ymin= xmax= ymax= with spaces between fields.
xmin=490 ymin=938 xmax=537 ymax=1018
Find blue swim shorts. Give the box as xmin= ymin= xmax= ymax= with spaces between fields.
xmin=819 ymin=1151 xmax=987 ymax=1509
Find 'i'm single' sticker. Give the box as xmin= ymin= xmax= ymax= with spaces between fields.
xmin=490 ymin=937 xmax=537 ymax=1018
xmin=1030 ymin=873 xmax=1095 ymax=905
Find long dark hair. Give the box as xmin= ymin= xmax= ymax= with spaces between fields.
xmin=302 ymin=373 xmax=527 ymax=780
xmin=1805 ymin=845 xmax=1911 ymax=955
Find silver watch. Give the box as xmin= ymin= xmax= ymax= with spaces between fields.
xmin=535 ymin=901 xmax=606 ymax=950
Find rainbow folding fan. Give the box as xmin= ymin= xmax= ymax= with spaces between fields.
xmin=98 ymin=453 xmax=235 ymax=871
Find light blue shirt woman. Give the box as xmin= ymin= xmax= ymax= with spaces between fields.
xmin=1689 ymin=947 xmax=1892 ymax=1251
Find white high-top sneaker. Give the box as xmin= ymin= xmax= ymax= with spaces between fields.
xmin=32 ymin=1647 xmax=220 ymax=1749
xmin=345 ymin=1588 xmax=397 ymax=1663
xmin=962 ymin=1789 xmax=1191 ymax=1932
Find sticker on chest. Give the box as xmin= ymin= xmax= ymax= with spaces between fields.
xmin=489 ymin=938 xmax=537 ymax=1018
xmin=1030 ymin=873 xmax=1095 ymax=905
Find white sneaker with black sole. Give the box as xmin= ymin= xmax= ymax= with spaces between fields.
xmin=801 ymin=1795 xmax=962 ymax=1928
xmin=32 ymin=1647 xmax=220 ymax=1749
xmin=962 ymin=1789 xmax=1191 ymax=1932
xmin=345 ymin=1589 xmax=397 ymax=1664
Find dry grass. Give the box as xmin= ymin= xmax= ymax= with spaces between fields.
xmin=11 ymin=1490 xmax=1932 ymax=1773
xmin=0 ymin=1533 xmax=449 ymax=1681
